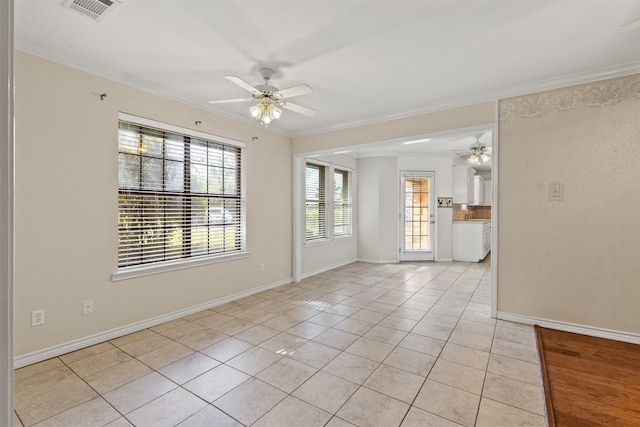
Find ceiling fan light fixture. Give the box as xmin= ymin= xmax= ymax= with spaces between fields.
xmin=249 ymin=103 xmax=262 ymax=118
xmin=249 ymin=98 xmax=283 ymax=126
xmin=467 ymin=153 xmax=482 ymax=165
xmin=467 ymin=134 xmax=491 ymax=165
xmin=271 ymin=105 xmax=282 ymax=119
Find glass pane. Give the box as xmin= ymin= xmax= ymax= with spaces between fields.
xmin=224 ymin=146 xmax=238 ymax=168
xmin=141 ymin=157 xmax=163 ymax=191
xmin=191 ymin=197 xmax=208 ymax=226
xmin=140 ymin=195 xmax=165 ymax=263
xmin=164 ymin=160 xmax=184 ymax=192
xmin=334 ymin=171 xmax=344 ymax=202
xmin=118 ymin=128 xmax=140 ymax=154
xmin=306 ymin=166 xmax=320 ymax=200
xmin=118 ymin=153 xmax=140 ymax=189
xmin=209 ymin=225 xmax=224 ymax=252
xmin=209 ymin=144 xmax=223 ymax=167
xmin=191 ymin=226 xmax=208 ymax=255
xmin=165 ymin=134 xmax=184 ymax=161
xmin=224 ymin=227 xmax=238 ymax=250
xmin=224 ymin=199 xmax=240 ymax=223
xmin=223 ymin=169 xmax=237 ymax=195
xmin=190 ymin=164 xmax=207 ymax=193
xmin=404 ymin=177 xmax=430 ymax=252
xmin=118 ymin=193 xmax=142 ymax=266
xmin=191 ymin=139 xmax=207 ymax=165
xmin=208 ymin=166 xmax=223 ymax=194
xmin=165 ymin=196 xmax=184 ymax=260
xmin=141 ymin=133 xmax=163 ymax=158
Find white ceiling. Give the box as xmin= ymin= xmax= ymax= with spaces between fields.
xmin=14 ymin=0 xmax=640 ymax=165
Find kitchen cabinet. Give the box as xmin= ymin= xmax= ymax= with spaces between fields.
xmin=473 ymin=175 xmax=485 ymax=205
xmin=453 ymin=166 xmax=475 ymax=204
xmin=453 ymin=220 xmax=491 ymax=262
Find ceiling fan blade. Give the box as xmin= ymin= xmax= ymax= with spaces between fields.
xmin=276 ymin=84 xmax=313 ymax=99
xmin=618 ymin=18 xmax=640 ymax=31
xmin=225 ymin=75 xmax=259 ymax=94
xmin=207 ymin=97 xmax=253 ymax=104
xmin=282 ymin=102 xmax=316 ymax=117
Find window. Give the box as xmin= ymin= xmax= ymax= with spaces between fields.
xmin=305 ymin=163 xmax=326 ymax=241
xmin=117 ymin=115 xmax=245 ymax=271
xmin=333 ymin=168 xmax=351 ymax=236
xmin=305 ymin=161 xmax=352 ymax=242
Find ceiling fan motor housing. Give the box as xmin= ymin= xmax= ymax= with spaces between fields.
xmin=258 ymin=67 xmax=275 ymax=81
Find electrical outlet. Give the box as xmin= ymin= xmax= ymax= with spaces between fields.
xmin=83 ymin=299 xmax=94 ymax=315
xmin=32 ymin=309 xmax=45 ymax=326
xmin=259 ymin=263 xmax=265 ymax=273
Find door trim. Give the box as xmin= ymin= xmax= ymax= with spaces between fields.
xmin=399 ymin=171 xmax=436 ymax=262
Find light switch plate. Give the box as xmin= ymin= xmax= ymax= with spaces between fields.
xmin=547 ymin=181 xmax=564 ymax=201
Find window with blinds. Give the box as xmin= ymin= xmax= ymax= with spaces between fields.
xmin=117 ymin=118 xmax=244 ymax=269
xmin=333 ymin=168 xmax=351 ymax=237
xmin=305 ymin=163 xmax=326 ymax=241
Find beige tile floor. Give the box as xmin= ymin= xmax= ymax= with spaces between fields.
xmin=13 ymin=259 xmax=546 ymax=426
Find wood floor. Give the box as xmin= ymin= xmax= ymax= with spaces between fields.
xmin=535 ymin=326 xmax=640 ymax=426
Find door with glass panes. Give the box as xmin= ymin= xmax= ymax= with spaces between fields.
xmin=400 ymin=172 xmax=435 ymax=261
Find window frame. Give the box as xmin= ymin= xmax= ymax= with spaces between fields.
xmin=112 ymin=113 xmax=247 ymax=281
xmin=305 ymin=162 xmax=328 ymax=243
xmin=333 ymin=167 xmax=352 ymax=238
xmin=305 ymin=160 xmax=353 ymax=246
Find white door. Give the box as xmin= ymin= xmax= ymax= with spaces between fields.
xmin=400 ymin=172 xmax=435 ymax=261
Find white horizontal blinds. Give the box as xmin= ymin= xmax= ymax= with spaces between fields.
xmin=334 ymin=168 xmax=351 ymax=236
xmin=305 ymin=163 xmax=326 ymax=241
xmin=118 ymin=120 xmax=243 ymax=268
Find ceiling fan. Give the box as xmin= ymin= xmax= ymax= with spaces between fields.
xmin=208 ymin=67 xmax=316 ymax=125
xmin=467 ymin=134 xmax=491 ymax=165
xmin=618 ymin=17 xmax=640 ymax=32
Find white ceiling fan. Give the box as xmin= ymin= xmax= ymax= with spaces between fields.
xmin=618 ymin=17 xmax=640 ymax=32
xmin=208 ymin=67 xmax=316 ymax=125
xmin=467 ymin=134 xmax=492 ymax=165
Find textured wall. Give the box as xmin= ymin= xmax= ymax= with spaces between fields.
xmin=498 ymin=73 xmax=640 ymax=334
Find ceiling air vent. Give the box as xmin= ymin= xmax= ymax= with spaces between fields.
xmin=63 ymin=0 xmax=120 ymax=22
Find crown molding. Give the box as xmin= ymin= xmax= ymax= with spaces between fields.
xmin=291 ymin=61 xmax=640 ymax=138
xmin=16 ymin=39 xmax=640 ymax=139
xmin=14 ymin=40 xmax=291 ymax=137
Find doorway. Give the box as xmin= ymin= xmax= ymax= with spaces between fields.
xmin=400 ymin=172 xmax=435 ymax=261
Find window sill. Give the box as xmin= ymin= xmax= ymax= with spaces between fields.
xmin=333 ymin=234 xmax=354 ymax=241
xmin=112 ymin=251 xmax=250 ymax=282
xmin=304 ymin=234 xmax=354 ymax=248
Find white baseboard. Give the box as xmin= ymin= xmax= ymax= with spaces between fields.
xmin=14 ymin=277 xmax=292 ymax=368
xmin=300 ymin=258 xmax=359 ymax=280
xmin=357 ymin=257 xmax=398 ymax=264
xmin=497 ymin=311 xmax=640 ymax=345
xmin=436 ymin=258 xmax=453 ymax=262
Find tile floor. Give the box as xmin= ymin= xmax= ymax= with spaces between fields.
xmin=13 ymin=259 xmax=546 ymax=426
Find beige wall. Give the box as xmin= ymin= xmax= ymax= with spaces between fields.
xmin=14 ymin=52 xmax=293 ymax=357
xmin=357 ymin=157 xmax=399 ymax=262
xmin=498 ymin=73 xmax=640 ymax=334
